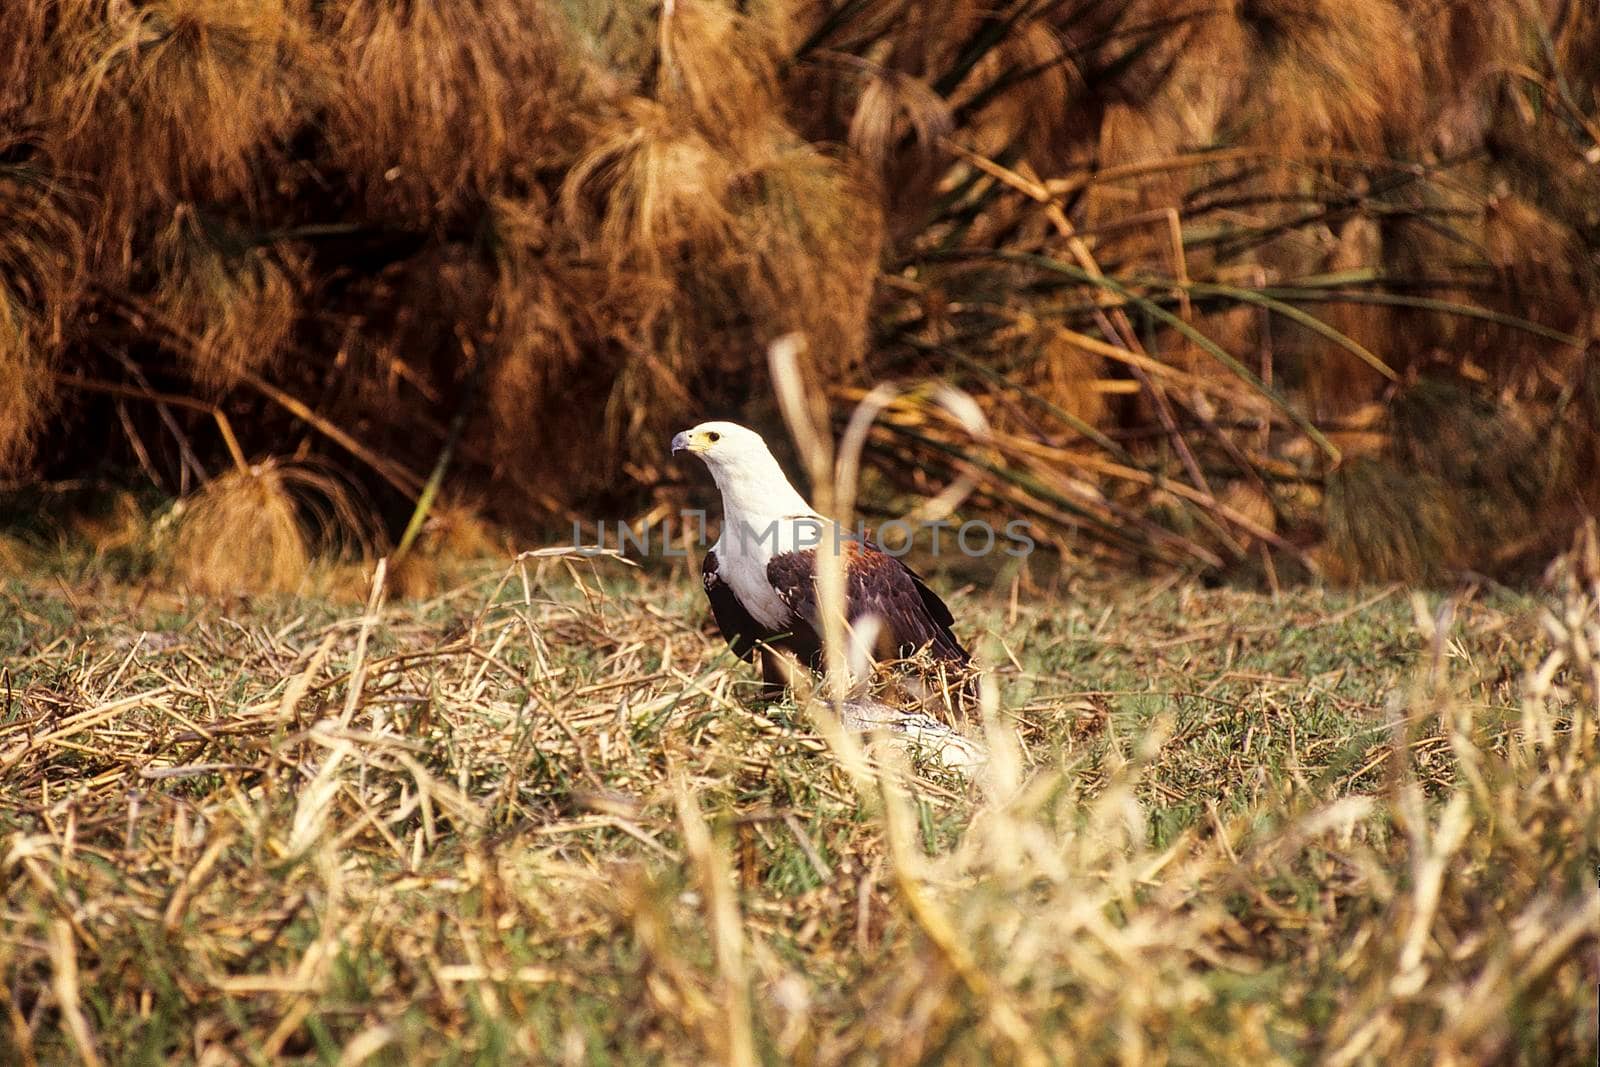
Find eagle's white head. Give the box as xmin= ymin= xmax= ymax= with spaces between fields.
xmin=670 ymin=420 xmax=767 ymax=464
xmin=672 ymin=421 xmax=814 ymax=522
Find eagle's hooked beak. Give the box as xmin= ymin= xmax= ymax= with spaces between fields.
xmin=670 ymin=430 xmax=692 ymax=456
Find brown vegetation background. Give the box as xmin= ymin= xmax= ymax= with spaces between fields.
xmin=2 ymin=0 xmax=1597 ymax=584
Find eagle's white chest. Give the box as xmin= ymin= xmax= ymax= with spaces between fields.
xmin=713 ymin=512 xmax=822 ymax=630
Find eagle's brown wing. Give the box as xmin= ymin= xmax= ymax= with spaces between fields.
xmin=766 ymin=541 xmax=970 ymax=668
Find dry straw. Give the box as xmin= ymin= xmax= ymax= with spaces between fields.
xmin=167 ymin=459 xmax=371 ymax=594
xmin=0 ymin=524 xmax=1593 ymax=1060
xmin=152 ymin=206 xmax=300 ymax=392
xmin=1 ymin=0 xmax=1598 ymax=579
xmin=51 ymin=0 xmax=312 ymax=242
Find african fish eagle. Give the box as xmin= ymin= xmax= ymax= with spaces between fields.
xmin=671 ymin=421 xmax=972 ymax=698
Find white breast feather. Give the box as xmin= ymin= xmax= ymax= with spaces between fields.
xmin=713 ymin=514 xmax=820 ymax=630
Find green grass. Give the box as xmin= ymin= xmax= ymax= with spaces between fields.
xmin=0 ymin=553 xmax=1594 ymax=1065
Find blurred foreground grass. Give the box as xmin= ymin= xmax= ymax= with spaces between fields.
xmin=0 ymin=546 xmax=1595 ymax=1064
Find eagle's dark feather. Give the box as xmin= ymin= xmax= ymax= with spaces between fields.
xmin=701 ymin=550 xmax=764 ymax=659
xmin=765 ymin=540 xmax=970 ymax=670
xmin=701 ymin=537 xmax=970 ymax=683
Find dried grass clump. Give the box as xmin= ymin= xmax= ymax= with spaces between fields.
xmin=558 ymin=95 xmax=882 ymax=486
xmin=1413 ymin=2 xmax=1524 ymax=147
xmin=564 ymin=104 xmax=879 ymax=333
xmin=0 ymin=0 xmax=51 ymax=117
xmin=0 ymin=164 xmax=80 ymax=470
xmin=724 ymin=144 xmax=882 ymax=375
xmin=321 ymin=0 xmax=599 ymax=221
xmin=1319 ymin=460 xmax=1458 ymax=583
xmin=845 ymin=64 xmax=955 ymax=179
xmin=170 ymin=460 xmax=369 ymax=591
xmin=1 ymin=0 xmax=1597 ymax=581
xmin=1556 ymin=3 xmax=1600 ymax=99
xmin=598 ymin=138 xmax=880 ymax=476
xmin=958 ymin=18 xmax=1079 ymax=168
xmin=169 ymin=465 xmax=309 ymax=594
xmin=1390 ymin=379 xmax=1551 ymax=520
xmin=653 ymin=0 xmax=787 ymax=153
xmin=1085 ymin=0 xmax=1422 ymax=217
xmin=152 ymin=206 xmax=301 ymax=392
xmin=1083 ymin=6 xmax=1245 ymax=225
xmin=1321 ymin=377 xmax=1584 ymax=582
xmin=1482 ymin=192 xmax=1595 ymax=350
xmin=562 ymin=103 xmax=740 ymax=277
xmin=0 ymin=532 xmax=28 ymax=576
xmin=0 ymin=291 xmax=54 ymax=473
xmin=482 ymin=196 xmax=646 ymax=505
xmin=50 ymin=0 xmax=313 ymax=236
xmin=1298 ymin=212 xmax=1390 ymax=413
xmin=1232 ymin=0 xmax=1422 ymax=153
xmin=169 ymin=462 xmax=311 ymax=594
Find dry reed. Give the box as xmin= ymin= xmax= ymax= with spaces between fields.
xmin=0 ymin=0 xmax=1596 ymax=581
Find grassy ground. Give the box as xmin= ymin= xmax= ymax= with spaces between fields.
xmin=0 ymin=547 xmax=1596 ymax=1065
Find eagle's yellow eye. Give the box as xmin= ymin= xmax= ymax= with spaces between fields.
xmin=705 ymin=431 xmax=721 ymax=443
